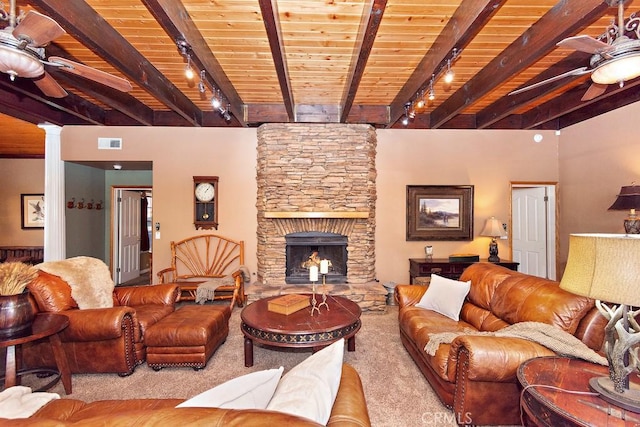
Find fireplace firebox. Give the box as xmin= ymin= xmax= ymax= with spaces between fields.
xmin=285 ymin=232 xmax=347 ymax=284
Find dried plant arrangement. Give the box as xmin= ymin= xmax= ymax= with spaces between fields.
xmin=0 ymin=262 xmax=38 ymax=296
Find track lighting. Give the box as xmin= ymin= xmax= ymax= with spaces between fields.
xmin=211 ymin=90 xmax=221 ymax=109
xmin=176 ymin=37 xmax=232 ymax=122
xmin=443 ymin=59 xmax=454 ymax=84
xmin=428 ymin=76 xmax=435 ymax=101
xmin=403 ymin=48 xmax=461 ymax=125
xmin=185 ymin=54 xmax=194 ymax=80
xmin=414 ymin=90 xmax=425 ymax=109
xmin=402 ymin=102 xmax=412 ymax=126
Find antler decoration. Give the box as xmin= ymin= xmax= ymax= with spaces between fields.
xmin=596 ymin=301 xmax=640 ymax=392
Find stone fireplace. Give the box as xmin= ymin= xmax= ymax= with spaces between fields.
xmin=250 ymin=123 xmax=386 ymax=312
xmin=285 ymin=232 xmax=348 ymax=284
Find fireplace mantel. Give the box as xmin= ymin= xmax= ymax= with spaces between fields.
xmin=264 ymin=211 xmax=369 ymax=219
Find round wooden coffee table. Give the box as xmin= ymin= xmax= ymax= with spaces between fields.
xmin=241 ymin=294 xmax=361 ymax=367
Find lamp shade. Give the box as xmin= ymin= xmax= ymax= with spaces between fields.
xmin=480 ymin=217 xmax=506 ymax=238
xmin=608 ymin=185 xmax=640 ymax=211
xmin=560 ymin=233 xmax=640 ymax=306
xmin=591 ymin=53 xmax=640 ymax=85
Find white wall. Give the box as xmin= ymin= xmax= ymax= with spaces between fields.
xmin=375 ymin=129 xmax=559 ymax=283
xmin=559 ymin=101 xmax=640 ymax=268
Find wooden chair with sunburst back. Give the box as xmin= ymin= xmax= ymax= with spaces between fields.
xmin=157 ymin=234 xmax=246 ymax=308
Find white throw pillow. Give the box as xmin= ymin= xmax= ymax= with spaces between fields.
xmin=266 ymin=338 xmax=344 ymax=424
xmin=176 ymin=367 xmax=283 ymax=410
xmin=416 ymin=274 xmax=471 ymax=321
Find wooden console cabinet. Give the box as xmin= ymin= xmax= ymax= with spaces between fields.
xmin=409 ymin=258 xmax=519 ymax=283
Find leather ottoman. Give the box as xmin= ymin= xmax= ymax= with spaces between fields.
xmin=145 ymin=304 xmax=231 ymax=370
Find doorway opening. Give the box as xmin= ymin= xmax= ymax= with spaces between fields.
xmin=111 ymin=187 xmax=152 ymax=285
xmin=510 ymin=182 xmax=557 ymax=280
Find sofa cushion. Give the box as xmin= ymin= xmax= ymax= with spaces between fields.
xmin=132 ymin=304 xmax=175 ymax=337
xmin=490 ymin=274 xmax=594 ymax=334
xmin=267 ymin=338 xmax=344 ymax=425
xmin=28 ymin=271 xmax=78 ymax=312
xmin=399 ymin=306 xmax=475 ymax=381
xmin=416 ymin=274 xmax=470 ymax=321
xmin=177 ymin=367 xmax=283 ymax=410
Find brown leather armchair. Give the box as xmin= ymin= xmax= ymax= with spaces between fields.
xmin=22 ymin=270 xmax=180 ymax=376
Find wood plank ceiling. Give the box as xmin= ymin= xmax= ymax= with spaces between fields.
xmin=1 ymin=0 xmax=639 ymax=157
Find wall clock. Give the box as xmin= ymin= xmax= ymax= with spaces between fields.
xmin=193 ymin=176 xmax=218 ymax=230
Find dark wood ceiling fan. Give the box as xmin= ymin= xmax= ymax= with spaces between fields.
xmin=510 ymin=0 xmax=640 ymax=101
xmin=0 ymin=0 xmax=132 ymax=98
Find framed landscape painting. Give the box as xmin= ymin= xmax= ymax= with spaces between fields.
xmin=21 ymin=194 xmax=44 ymax=229
xmin=406 ymin=185 xmax=474 ymax=241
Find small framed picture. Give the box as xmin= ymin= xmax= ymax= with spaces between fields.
xmin=406 ymin=185 xmax=474 ymax=241
xmin=21 ymin=194 xmax=45 ymax=229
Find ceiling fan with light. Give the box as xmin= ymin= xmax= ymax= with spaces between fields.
xmin=0 ymin=0 xmax=132 ymax=98
xmin=510 ymin=0 xmax=640 ymax=101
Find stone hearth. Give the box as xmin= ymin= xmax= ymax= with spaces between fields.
xmin=250 ymin=123 xmax=386 ymax=312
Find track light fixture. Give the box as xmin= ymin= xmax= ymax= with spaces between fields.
xmin=404 ymin=48 xmax=461 ymax=123
xmin=428 ymin=75 xmax=435 ymax=101
xmin=402 ymin=102 xmax=412 ymax=126
xmin=198 ymin=70 xmax=206 ymax=94
xmin=175 ymin=37 xmax=232 ymax=122
xmin=443 ymin=58 xmax=454 ymax=84
xmin=185 ymin=54 xmax=194 ymax=80
xmin=416 ymin=92 xmax=425 ymax=109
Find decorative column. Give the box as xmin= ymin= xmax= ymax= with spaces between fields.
xmin=38 ymin=124 xmax=65 ymax=261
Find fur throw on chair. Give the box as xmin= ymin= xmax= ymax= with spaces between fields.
xmin=36 ymin=256 xmax=115 ymax=309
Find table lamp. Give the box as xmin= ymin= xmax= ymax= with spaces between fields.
xmin=608 ymin=184 xmax=640 ymax=234
xmin=480 ymin=217 xmax=506 ymax=262
xmin=560 ymin=233 xmax=640 ymax=412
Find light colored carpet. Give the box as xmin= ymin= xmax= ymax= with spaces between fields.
xmin=41 ymin=304 xmax=459 ymax=426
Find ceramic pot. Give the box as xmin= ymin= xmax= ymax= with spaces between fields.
xmin=0 ymin=292 xmax=35 ymax=338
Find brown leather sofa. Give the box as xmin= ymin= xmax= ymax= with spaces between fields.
xmin=2 ymin=364 xmax=370 ymax=426
xmin=22 ymin=271 xmax=180 ymax=376
xmin=396 ymin=263 xmax=606 ymax=426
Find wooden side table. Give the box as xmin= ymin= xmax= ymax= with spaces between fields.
xmin=518 ymin=356 xmax=640 ymax=426
xmin=0 ymin=313 xmax=72 ymax=394
xmin=409 ymin=258 xmax=519 ymax=283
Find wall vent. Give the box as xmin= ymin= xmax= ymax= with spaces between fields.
xmin=98 ymin=137 xmax=123 ymax=149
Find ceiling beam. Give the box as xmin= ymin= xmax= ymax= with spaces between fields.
xmin=388 ymin=0 xmax=506 ymax=127
xmin=44 ymin=44 xmax=154 ymax=126
xmin=0 ymin=85 xmax=89 ymax=125
xmin=0 ymin=77 xmax=105 ymax=125
xmin=429 ymin=0 xmax=610 ymax=129
xmin=340 ymin=0 xmax=387 ymax=123
xmin=520 ymin=77 xmax=640 ymax=129
xmin=259 ymin=0 xmax=294 ymax=122
xmin=476 ymin=52 xmax=592 ymax=129
xmin=559 ymin=84 xmax=640 ymax=128
xmin=141 ymin=0 xmax=245 ymax=126
xmin=29 ymin=0 xmax=203 ymax=126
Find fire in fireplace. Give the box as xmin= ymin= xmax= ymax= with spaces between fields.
xmin=285 ymin=232 xmax=348 ymax=284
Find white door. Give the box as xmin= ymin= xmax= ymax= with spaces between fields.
xmin=512 ymin=187 xmax=549 ymax=278
xmin=116 ymin=190 xmax=141 ymax=284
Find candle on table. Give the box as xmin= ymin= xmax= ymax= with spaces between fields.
xmin=320 ymin=260 xmax=329 ymax=274
xmin=309 ymin=265 xmax=319 ymax=282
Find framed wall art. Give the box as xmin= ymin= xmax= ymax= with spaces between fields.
xmin=21 ymin=194 xmax=45 ymax=229
xmin=406 ymin=185 xmax=474 ymax=241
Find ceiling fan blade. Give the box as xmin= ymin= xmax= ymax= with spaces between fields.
xmin=48 ymin=57 xmax=133 ymax=92
xmin=509 ymin=67 xmax=590 ymax=96
xmin=33 ymin=72 xmax=67 ymax=98
xmin=581 ymin=82 xmax=608 ymax=101
xmin=557 ymin=35 xmax=611 ymax=54
xmin=12 ymin=11 xmax=65 ymax=47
